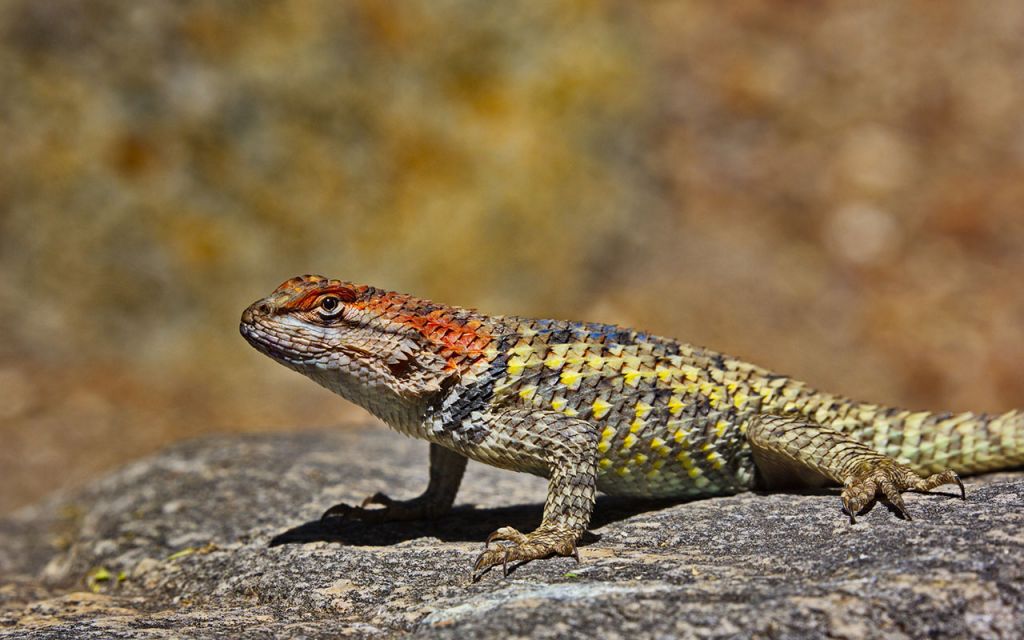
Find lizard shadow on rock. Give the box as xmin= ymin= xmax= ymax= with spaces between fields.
xmin=268 ymin=486 xmax=969 ymax=547
xmin=268 ymin=495 xmax=686 ymax=548
xmin=749 ymin=486 xmax=967 ymax=521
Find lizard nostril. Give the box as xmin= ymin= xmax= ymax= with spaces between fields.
xmin=241 ymin=301 xmax=273 ymax=325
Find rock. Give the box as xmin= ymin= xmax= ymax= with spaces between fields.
xmin=1 ymin=429 xmax=1022 ymax=638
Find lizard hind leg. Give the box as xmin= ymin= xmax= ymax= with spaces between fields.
xmin=748 ymin=415 xmax=965 ymax=524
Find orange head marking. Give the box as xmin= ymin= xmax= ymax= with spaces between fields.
xmin=287 ymin=284 xmax=359 ymax=311
xmin=395 ymin=309 xmax=492 ymax=370
xmin=273 ymin=275 xmax=359 ymax=312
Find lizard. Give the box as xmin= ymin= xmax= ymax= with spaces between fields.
xmin=240 ymin=274 xmax=1023 ymax=579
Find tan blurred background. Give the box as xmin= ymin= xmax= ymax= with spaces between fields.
xmin=2 ymin=1 xmax=1024 ymax=515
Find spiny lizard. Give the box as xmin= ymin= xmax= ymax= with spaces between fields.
xmin=240 ymin=275 xmax=1023 ymax=579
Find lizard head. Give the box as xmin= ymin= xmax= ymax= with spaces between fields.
xmin=240 ymin=275 xmax=490 ymax=421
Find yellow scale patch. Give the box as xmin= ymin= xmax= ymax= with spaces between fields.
xmin=699 ymin=382 xmax=725 ymax=408
xmin=592 ymin=398 xmax=612 ymax=419
xmin=549 ymin=344 xmax=571 ymax=356
xmin=675 ymin=450 xmax=704 ymax=479
xmin=706 ymin=451 xmax=724 ymax=470
xmin=634 ymin=401 xmax=653 ymax=419
xmin=506 ymin=357 xmax=527 ymax=377
xmin=510 ymin=344 xmax=536 ymax=358
xmin=622 ymin=369 xmax=642 ymax=386
xmin=667 ymin=396 xmax=685 ymax=416
xmin=673 ymin=428 xmax=690 ymax=446
xmin=544 ymin=356 xmax=565 ymax=370
xmin=560 ymin=370 xmax=583 ymax=387
xmin=648 ymin=437 xmax=671 ymax=457
xmin=733 ymin=391 xmax=749 ymax=409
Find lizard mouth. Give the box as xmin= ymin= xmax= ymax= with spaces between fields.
xmin=239 ymin=321 xmax=298 ymax=363
xmin=240 ymin=320 xmax=375 ymax=368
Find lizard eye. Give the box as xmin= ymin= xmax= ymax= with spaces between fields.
xmin=318 ymin=295 xmax=343 ymax=318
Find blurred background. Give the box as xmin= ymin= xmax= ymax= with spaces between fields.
xmin=2 ymin=0 xmax=1024 ymax=515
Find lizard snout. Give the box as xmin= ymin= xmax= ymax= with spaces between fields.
xmin=241 ymin=299 xmax=273 ymax=325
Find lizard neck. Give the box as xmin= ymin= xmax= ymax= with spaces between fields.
xmin=304 ymin=362 xmax=442 ymax=438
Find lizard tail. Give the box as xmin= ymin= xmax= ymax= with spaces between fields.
xmin=854 ymin=409 xmax=1024 ymax=475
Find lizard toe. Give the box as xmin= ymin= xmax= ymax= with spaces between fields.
xmin=840 ymin=460 xmax=965 ymax=523
xmin=472 ymin=526 xmax=581 ymax=581
xmin=485 ymin=526 xmax=528 ymax=547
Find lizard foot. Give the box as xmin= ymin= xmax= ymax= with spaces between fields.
xmin=321 ymin=492 xmax=435 ymax=524
xmin=841 ymin=459 xmax=965 ymax=523
xmin=471 ymin=525 xmax=579 ymax=581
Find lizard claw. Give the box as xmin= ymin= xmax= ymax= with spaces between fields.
xmin=841 ymin=461 xmax=965 ymax=522
xmin=472 ymin=544 xmax=513 ymax=581
xmin=471 ymin=525 xmax=580 ymax=582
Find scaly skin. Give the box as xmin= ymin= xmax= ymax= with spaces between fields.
xmin=240 ymin=275 xmax=1024 ymax=579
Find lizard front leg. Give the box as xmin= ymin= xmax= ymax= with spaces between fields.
xmin=460 ymin=409 xmax=598 ymax=580
xmin=748 ymin=415 xmax=964 ymax=522
xmin=322 ymin=442 xmax=467 ymax=523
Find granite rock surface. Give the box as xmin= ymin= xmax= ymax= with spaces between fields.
xmin=1 ymin=429 xmax=1021 ymax=638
